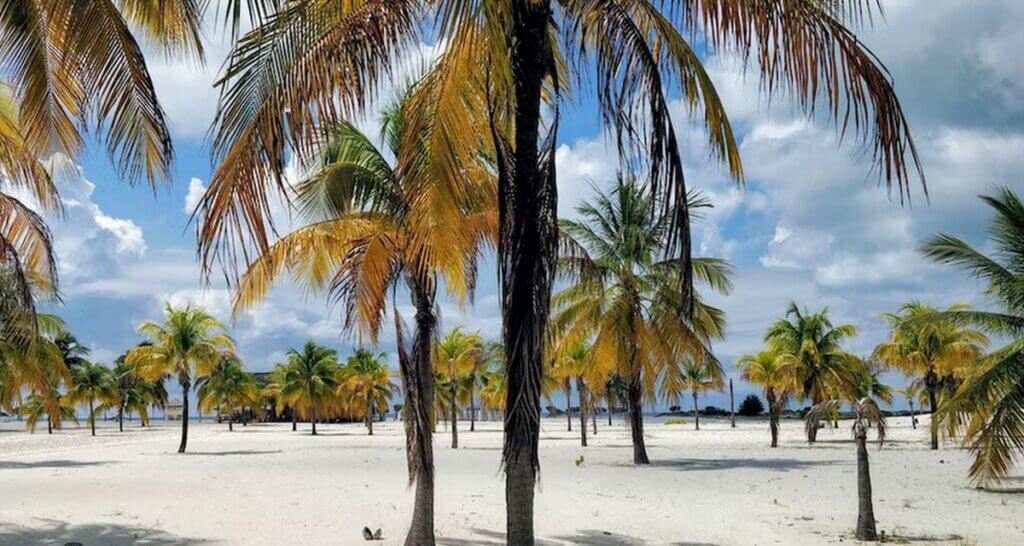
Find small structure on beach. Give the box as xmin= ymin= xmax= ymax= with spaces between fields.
xmin=165 ymin=399 xmax=184 ymax=421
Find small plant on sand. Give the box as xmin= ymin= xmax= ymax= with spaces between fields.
xmin=737 ymin=394 xmax=765 ymax=417
xmin=664 ymin=418 xmax=687 ymax=426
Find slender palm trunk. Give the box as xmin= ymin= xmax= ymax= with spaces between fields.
xmin=291 ymin=407 xmax=297 ymax=431
xmin=926 ymin=370 xmax=939 ymax=450
xmin=118 ymin=403 xmax=124 ymax=432
xmin=564 ymin=379 xmax=572 ymax=432
xmin=229 ymin=413 xmax=234 ymax=431
xmin=403 ymin=277 xmax=438 ymax=546
xmin=692 ymin=391 xmax=700 ymax=431
xmin=89 ymin=397 xmax=96 ymax=436
xmin=47 ymin=418 xmax=52 ymax=434
xmin=592 ymin=404 xmax=597 ymax=435
xmin=909 ymin=401 xmax=916 ymax=430
xmin=469 ymin=382 xmax=476 ymax=432
xmin=767 ymin=389 xmax=779 ymax=448
xmin=729 ymin=379 xmax=736 ymax=428
xmin=449 ymin=367 xmax=458 ymax=448
xmin=627 ymin=358 xmax=649 ymax=464
xmin=367 ymin=391 xmax=374 ymax=436
xmin=311 ymin=406 xmax=318 ymax=436
xmin=178 ymin=374 xmax=190 ymax=453
xmin=855 ymin=425 xmax=878 ymax=540
xmin=607 ymin=395 xmax=613 ymax=426
xmin=502 ymin=3 xmax=556 ymax=543
xmin=577 ymin=377 xmax=588 ymax=447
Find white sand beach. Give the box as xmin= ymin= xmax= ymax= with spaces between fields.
xmin=0 ymin=416 xmax=1018 ymax=545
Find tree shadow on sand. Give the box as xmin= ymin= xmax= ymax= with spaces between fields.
xmin=0 ymin=460 xmax=117 ymax=470
xmin=0 ymin=518 xmax=215 ymax=545
xmin=182 ymin=449 xmax=282 ymax=456
xmin=438 ymin=527 xmax=719 ymax=545
xmin=599 ymin=457 xmax=845 ymax=472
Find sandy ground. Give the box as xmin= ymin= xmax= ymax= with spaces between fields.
xmin=0 ymin=414 xmax=1019 ymax=545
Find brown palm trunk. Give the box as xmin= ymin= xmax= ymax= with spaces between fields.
xmin=607 ymin=395 xmax=613 ymax=426
xmin=367 ymin=391 xmax=374 ymax=436
xmin=501 ymin=2 xmax=556 ymax=543
xmin=89 ymin=397 xmax=96 ymax=436
xmin=577 ymin=377 xmax=588 ymax=447
xmin=311 ymin=405 xmax=318 ymax=436
xmin=402 ymin=277 xmax=438 ymax=546
xmin=692 ymin=391 xmax=700 ymax=431
xmin=729 ymin=379 xmax=736 ymax=428
xmin=909 ymin=401 xmax=916 ymax=430
xmin=926 ymin=371 xmax=939 ymax=450
xmin=565 ymin=379 xmax=572 ymax=432
xmin=291 ymin=407 xmax=297 ymax=431
xmin=627 ymin=368 xmax=649 ymax=464
xmin=768 ymin=389 xmax=779 ymax=448
xmin=855 ymin=425 xmax=878 ymax=540
xmin=469 ymin=376 xmax=476 ymax=432
xmin=178 ymin=375 xmax=190 ymax=453
xmin=47 ymin=417 xmax=52 ymax=434
xmin=229 ymin=412 xmax=234 ymax=431
xmin=449 ymin=372 xmax=458 ymax=448
xmin=118 ymin=403 xmax=124 ymax=432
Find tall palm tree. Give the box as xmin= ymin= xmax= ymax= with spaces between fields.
xmin=198 ymin=2 xmax=923 ymax=541
xmin=739 ymin=350 xmax=797 ymax=447
xmin=68 ymin=361 xmax=115 ymax=436
xmin=228 ymin=98 xmax=495 ymax=544
xmin=765 ymin=304 xmax=859 ymax=443
xmin=806 ymin=397 xmax=887 ymax=541
xmin=280 ymin=341 xmax=340 ymax=436
xmin=872 ymin=302 xmax=986 ymax=450
xmin=197 ymin=357 xmax=261 ymax=431
xmin=664 ymin=358 xmax=722 ymax=431
xmin=436 ymin=328 xmax=484 ymax=449
xmin=552 ymin=176 xmax=730 ymax=463
xmin=338 ymin=349 xmax=396 ymax=435
xmin=548 ymin=341 xmax=605 ymax=446
xmin=126 ymin=304 xmax=236 ymax=453
xmin=921 ymin=187 xmax=1024 ymax=485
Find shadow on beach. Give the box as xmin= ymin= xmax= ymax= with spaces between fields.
xmin=598 ymin=457 xmax=845 ymax=472
xmin=0 ymin=460 xmax=116 ymax=470
xmin=0 ymin=518 xmax=214 ymax=545
xmin=438 ymin=527 xmax=720 ymax=545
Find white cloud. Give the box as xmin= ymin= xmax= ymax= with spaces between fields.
xmin=183 ymin=177 xmax=207 ymax=213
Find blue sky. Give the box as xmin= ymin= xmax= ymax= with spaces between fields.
xmin=33 ymin=0 xmax=1024 ymax=411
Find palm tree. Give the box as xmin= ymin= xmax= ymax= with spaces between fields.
xmin=665 ymin=358 xmax=722 ymax=431
xmin=739 ymin=350 xmax=797 ymax=447
xmin=765 ymin=304 xmax=859 ymax=443
xmin=55 ymin=332 xmax=90 ymax=370
xmin=107 ymin=360 xmax=156 ymax=432
xmin=436 ymin=328 xmax=484 ymax=449
xmin=552 ymin=176 xmax=730 ymax=463
xmin=228 ymin=98 xmax=495 ymax=544
xmin=895 ymin=381 xmax=925 ymax=430
xmin=197 ymin=357 xmax=261 ymax=431
xmin=263 ymin=362 xmax=297 ymax=431
xmin=198 ymin=2 xmax=923 ymax=540
xmin=68 ymin=361 xmax=115 ymax=436
xmin=921 ymin=187 xmax=1024 ymax=485
xmin=548 ymin=341 xmax=604 ymax=446
xmin=126 ymin=304 xmax=236 ymax=453
xmin=280 ymin=342 xmax=340 ymax=436
xmin=806 ymin=397 xmax=887 ymax=541
xmin=338 ymin=349 xmax=396 ymax=435
xmin=872 ymin=302 xmax=986 ymax=450
xmin=21 ymin=375 xmax=77 ymax=434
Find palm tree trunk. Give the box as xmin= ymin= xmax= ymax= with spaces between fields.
xmin=88 ymin=397 xmax=96 ymax=436
xmin=692 ymin=391 xmax=700 ymax=431
xmin=291 ymin=407 xmax=297 ymax=431
xmin=607 ymin=394 xmax=613 ymax=427
xmin=577 ymin=377 xmax=588 ymax=447
xmin=402 ymin=276 xmax=438 ymax=546
xmin=229 ymin=412 xmax=234 ymax=431
xmin=449 ymin=373 xmax=458 ymax=448
xmin=926 ymin=372 xmax=939 ymax=450
xmin=627 ymin=364 xmax=649 ymax=464
xmin=768 ymin=389 xmax=779 ymax=448
xmin=311 ymin=406 xmax=318 ymax=436
xmin=367 ymin=391 xmax=374 ymax=436
xmin=592 ymin=403 xmax=597 ymax=435
xmin=118 ymin=404 xmax=124 ymax=432
xmin=469 ymin=374 xmax=476 ymax=432
xmin=855 ymin=425 xmax=878 ymax=541
xmin=729 ymin=379 xmax=736 ymax=428
xmin=501 ymin=3 xmax=557 ymax=542
xmin=47 ymin=418 xmax=52 ymax=434
xmin=909 ymin=401 xmax=917 ymax=430
xmin=565 ymin=379 xmax=572 ymax=432
xmin=178 ymin=375 xmax=190 ymax=453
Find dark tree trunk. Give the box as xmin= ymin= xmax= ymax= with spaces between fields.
xmin=591 ymin=397 xmax=597 ymax=435
xmin=692 ymin=392 xmax=700 ymax=431
xmin=909 ymin=401 xmax=917 ymax=430
xmin=291 ymin=408 xmax=297 ymax=431
xmin=729 ymin=379 xmax=736 ymax=428
xmin=767 ymin=389 xmax=779 ymax=448
xmin=607 ymin=396 xmax=613 ymax=427
xmin=628 ymin=369 xmax=649 ymax=464
xmin=469 ymin=375 xmax=476 ymax=432
xmin=565 ymin=379 xmax=572 ymax=432
xmin=229 ymin=413 xmax=234 ymax=432
xmin=47 ymin=418 xmax=52 ymax=434
xmin=855 ymin=426 xmax=878 ymax=541
xmin=367 ymin=391 xmax=374 ymax=436
xmin=402 ymin=277 xmax=438 ymax=546
xmin=311 ymin=406 xmax=318 ymax=436
xmin=449 ymin=370 xmax=458 ymax=448
xmin=577 ymin=377 xmax=588 ymax=447
xmin=178 ymin=375 xmax=190 ymax=453
xmin=118 ymin=404 xmax=124 ymax=432
xmin=926 ymin=370 xmax=939 ymax=450
xmin=501 ymin=2 xmax=557 ymax=543
xmin=89 ymin=397 xmax=96 ymax=436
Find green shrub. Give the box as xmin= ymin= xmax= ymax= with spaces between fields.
xmin=664 ymin=417 xmax=688 ymax=425
xmin=738 ymin=394 xmax=765 ymax=416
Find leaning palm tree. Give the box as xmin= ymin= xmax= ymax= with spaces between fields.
xmin=68 ymin=361 xmax=115 ymax=437
xmin=198 ymin=2 xmax=923 ymax=540
xmin=280 ymin=341 xmax=340 ymax=436
xmin=806 ymin=398 xmax=887 ymax=541
xmin=338 ymin=349 xmax=396 ymax=435
xmin=872 ymin=302 xmax=986 ymax=449
xmin=197 ymin=357 xmax=261 ymax=432
xmin=228 ymin=97 xmax=495 ymax=543
xmin=126 ymin=304 xmax=236 ymax=453
xmin=921 ymin=187 xmax=1024 ymax=485
xmin=766 ymin=304 xmax=860 ymax=443
xmin=739 ymin=350 xmax=798 ymax=447
xmin=552 ymin=176 xmax=730 ymax=463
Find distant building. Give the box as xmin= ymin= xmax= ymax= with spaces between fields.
xmin=165 ymin=399 xmax=184 ymax=420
